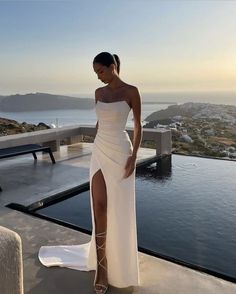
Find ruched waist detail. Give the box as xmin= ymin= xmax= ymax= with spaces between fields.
xmin=97 ymin=127 xmax=128 ymax=135
xmin=95 ymin=128 xmax=132 ymax=155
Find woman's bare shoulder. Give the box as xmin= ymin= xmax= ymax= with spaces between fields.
xmin=125 ymin=84 xmax=141 ymax=107
xmin=95 ymin=86 xmax=106 ymax=95
xmin=124 ymin=83 xmax=139 ymax=93
xmin=95 ymin=87 xmax=106 ymax=101
xmin=125 ymin=84 xmax=140 ymax=98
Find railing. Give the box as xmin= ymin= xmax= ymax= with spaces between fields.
xmin=0 ymin=125 xmax=172 ymax=156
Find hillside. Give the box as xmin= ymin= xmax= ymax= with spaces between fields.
xmin=144 ymin=102 xmax=236 ymax=122
xmin=0 ymin=93 xmax=94 ymax=112
xmin=143 ymin=102 xmax=236 ymax=160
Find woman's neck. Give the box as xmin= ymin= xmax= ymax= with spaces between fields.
xmin=107 ymin=76 xmax=125 ymax=90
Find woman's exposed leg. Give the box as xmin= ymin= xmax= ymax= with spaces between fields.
xmin=91 ymin=169 xmax=108 ymax=289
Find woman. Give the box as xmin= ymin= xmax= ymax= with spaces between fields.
xmin=91 ymin=52 xmax=142 ymax=293
xmin=38 ymin=52 xmax=142 ymax=293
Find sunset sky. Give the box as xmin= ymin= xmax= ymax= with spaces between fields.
xmin=0 ymin=0 xmax=236 ymax=96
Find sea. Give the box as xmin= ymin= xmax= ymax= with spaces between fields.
xmin=0 ymin=91 xmax=235 ymax=128
xmin=0 ymin=102 xmax=172 ymax=128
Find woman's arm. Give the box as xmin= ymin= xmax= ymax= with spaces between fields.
xmin=95 ymin=88 xmax=101 ymax=132
xmin=123 ymin=87 xmax=142 ymax=179
xmin=130 ymin=87 xmax=143 ymax=159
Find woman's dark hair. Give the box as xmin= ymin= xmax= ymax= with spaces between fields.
xmin=93 ymin=52 xmax=120 ymax=74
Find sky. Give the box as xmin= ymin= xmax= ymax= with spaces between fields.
xmin=0 ymin=0 xmax=236 ymax=97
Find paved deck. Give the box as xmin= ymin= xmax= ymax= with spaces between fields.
xmin=0 ymin=142 xmax=235 ymax=294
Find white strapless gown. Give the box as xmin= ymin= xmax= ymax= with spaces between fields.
xmin=38 ymin=100 xmax=140 ymax=288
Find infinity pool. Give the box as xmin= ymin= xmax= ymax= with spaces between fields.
xmin=36 ymin=155 xmax=236 ymax=281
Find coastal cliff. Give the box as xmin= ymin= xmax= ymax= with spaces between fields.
xmin=0 ymin=117 xmax=50 ymax=137
xmin=0 ymin=93 xmax=94 ymax=112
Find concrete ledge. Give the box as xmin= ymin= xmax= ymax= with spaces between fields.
xmin=0 ymin=125 xmax=82 ymax=151
xmin=0 ymin=125 xmax=172 ymax=155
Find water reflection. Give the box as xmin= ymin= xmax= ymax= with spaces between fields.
xmin=137 ymin=155 xmax=172 ymax=182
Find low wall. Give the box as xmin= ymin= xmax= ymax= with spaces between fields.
xmin=0 ymin=125 xmax=172 ymax=156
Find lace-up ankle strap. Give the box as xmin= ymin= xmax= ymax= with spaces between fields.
xmin=95 ymin=231 xmax=107 ymax=273
xmin=95 ymin=231 xmax=107 ymax=251
xmin=95 ymin=231 xmax=106 ymax=238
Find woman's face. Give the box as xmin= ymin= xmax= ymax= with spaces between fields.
xmin=93 ymin=62 xmax=114 ymax=84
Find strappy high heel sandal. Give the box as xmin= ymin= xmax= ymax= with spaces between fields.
xmin=94 ymin=231 xmax=108 ymax=294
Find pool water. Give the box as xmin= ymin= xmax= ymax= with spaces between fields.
xmin=36 ymin=154 xmax=236 ymax=280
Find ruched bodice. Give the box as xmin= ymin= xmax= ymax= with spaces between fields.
xmin=95 ymin=100 xmax=131 ymax=133
xmin=94 ymin=100 xmax=133 ymax=157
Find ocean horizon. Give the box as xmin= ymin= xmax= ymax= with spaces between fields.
xmin=0 ymin=102 xmax=171 ymax=128
xmin=0 ymin=90 xmax=235 ymax=128
xmin=68 ymin=90 xmax=236 ymax=106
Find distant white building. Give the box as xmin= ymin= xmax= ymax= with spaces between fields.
xmin=205 ymin=129 xmax=215 ymax=136
xmin=154 ymin=124 xmax=168 ymax=129
xmin=169 ymin=123 xmax=177 ymax=128
xmin=227 ymin=146 xmax=236 ymax=153
xmin=172 ymin=115 xmax=183 ymax=122
xmin=180 ymin=134 xmax=194 ymax=143
xmin=49 ymin=123 xmax=57 ymax=128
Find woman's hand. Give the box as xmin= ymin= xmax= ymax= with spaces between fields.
xmin=123 ymin=155 xmax=137 ymax=179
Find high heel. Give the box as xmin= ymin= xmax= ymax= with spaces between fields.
xmin=93 ymin=231 xmax=108 ymax=294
